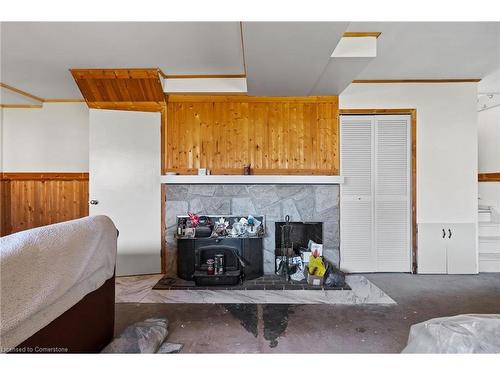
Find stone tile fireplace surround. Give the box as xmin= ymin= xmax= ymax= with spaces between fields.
xmin=165 ymin=184 xmax=340 ymax=276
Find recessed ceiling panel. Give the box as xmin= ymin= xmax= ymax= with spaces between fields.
xmin=242 ymin=22 xmax=349 ymax=96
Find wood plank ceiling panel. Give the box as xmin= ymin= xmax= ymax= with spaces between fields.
xmin=70 ymin=68 xmax=165 ymax=111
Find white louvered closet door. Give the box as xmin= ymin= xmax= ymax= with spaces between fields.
xmin=374 ymin=115 xmax=411 ymax=272
xmin=340 ymin=116 xmax=375 ymax=272
xmin=340 ymin=115 xmax=411 ymax=273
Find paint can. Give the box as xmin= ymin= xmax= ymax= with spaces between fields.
xmin=206 ymin=259 xmax=215 ymax=275
xmin=214 ymin=254 xmax=224 ymax=275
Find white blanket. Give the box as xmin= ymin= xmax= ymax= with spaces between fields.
xmin=0 ymin=215 xmax=117 ymax=351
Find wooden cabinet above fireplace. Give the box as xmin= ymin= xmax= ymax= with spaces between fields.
xmin=163 ymin=95 xmax=339 ymax=176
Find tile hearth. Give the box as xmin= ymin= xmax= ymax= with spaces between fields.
xmin=152 ymin=274 xmax=351 ymax=291
xmin=116 ymin=274 xmax=396 ymax=305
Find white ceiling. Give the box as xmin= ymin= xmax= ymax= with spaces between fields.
xmin=1 ymin=22 xmax=244 ymax=99
xmin=1 ymin=22 xmax=499 ymax=100
xmin=347 ymin=22 xmax=500 ymax=80
xmin=0 ymin=87 xmax=42 ymax=105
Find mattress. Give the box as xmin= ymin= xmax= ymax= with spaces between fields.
xmin=0 ymin=215 xmax=117 ymax=351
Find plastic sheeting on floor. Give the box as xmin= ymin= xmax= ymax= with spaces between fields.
xmin=102 ymin=318 xmax=183 ymax=353
xmin=403 ymin=314 xmax=500 ymax=353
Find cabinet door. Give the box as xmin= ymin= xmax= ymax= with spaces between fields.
xmin=340 ymin=116 xmax=375 ymax=272
xmin=446 ymin=223 xmax=478 ymax=274
xmin=417 ymin=224 xmax=447 ymax=274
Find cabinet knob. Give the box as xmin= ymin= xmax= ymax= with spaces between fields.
xmin=448 ymin=229 xmax=452 ymax=239
xmin=442 ymin=229 xmax=446 ymax=238
xmin=89 ymin=200 xmax=99 ymax=205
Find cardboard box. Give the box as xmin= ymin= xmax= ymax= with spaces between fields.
xmin=307 ymin=273 xmax=324 ymax=286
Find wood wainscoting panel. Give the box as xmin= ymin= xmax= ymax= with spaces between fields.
xmin=1 ymin=173 xmax=89 ymax=236
xmin=164 ymin=95 xmax=339 ymax=175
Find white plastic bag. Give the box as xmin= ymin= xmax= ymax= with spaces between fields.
xmin=402 ymin=314 xmax=500 ymax=353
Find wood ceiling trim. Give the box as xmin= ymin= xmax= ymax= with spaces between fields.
xmin=166 ymin=95 xmax=338 ymax=103
xmin=88 ymin=101 xmax=165 ymax=112
xmin=1 ymin=82 xmax=85 ymax=106
xmin=71 ymin=68 xmax=161 ymax=80
xmin=0 ymin=82 xmax=45 ymax=103
xmin=162 ymin=74 xmax=247 ymax=79
xmin=352 ymin=79 xmax=481 ymax=83
xmin=44 ymin=99 xmax=86 ymax=103
xmin=343 ymin=32 xmax=382 ymax=38
xmin=0 ymin=104 xmax=43 ymax=109
xmin=478 ymin=173 xmax=500 ymax=182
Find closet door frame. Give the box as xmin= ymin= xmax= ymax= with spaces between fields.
xmin=339 ymin=108 xmax=417 ymax=273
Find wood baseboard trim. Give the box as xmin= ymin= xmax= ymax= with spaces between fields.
xmin=479 ymin=173 xmax=500 ymax=182
xmin=1 ymin=172 xmax=89 ymax=181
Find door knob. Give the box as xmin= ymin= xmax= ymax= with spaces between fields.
xmin=89 ymin=200 xmax=99 ymax=205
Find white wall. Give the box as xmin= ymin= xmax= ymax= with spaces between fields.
xmin=340 ymin=83 xmax=478 ymax=224
xmin=2 ymin=103 xmax=89 ymax=172
xmin=478 ymin=106 xmax=500 ymax=173
xmin=478 ymin=105 xmax=500 ymax=216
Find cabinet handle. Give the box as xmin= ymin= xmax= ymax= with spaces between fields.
xmin=442 ymin=229 xmax=446 ymax=238
xmin=448 ymin=229 xmax=452 ymax=239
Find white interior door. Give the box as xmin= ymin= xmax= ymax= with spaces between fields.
xmin=340 ymin=114 xmax=411 ymax=273
xmin=340 ymin=116 xmax=375 ymax=272
xmin=89 ymin=109 xmax=161 ymax=276
xmin=374 ymin=115 xmax=411 ymax=272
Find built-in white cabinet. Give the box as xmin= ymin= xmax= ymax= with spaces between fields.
xmin=417 ymin=223 xmax=478 ymax=274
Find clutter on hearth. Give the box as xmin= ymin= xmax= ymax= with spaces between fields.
xmin=175 ymin=214 xmax=264 ymax=239
xmin=307 ymin=250 xmax=326 ymax=286
xmin=212 ymin=215 xmax=263 ymax=238
xmin=275 ymin=218 xmax=346 ymax=287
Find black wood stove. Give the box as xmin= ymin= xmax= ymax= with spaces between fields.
xmin=176 ymin=215 xmax=264 ymax=285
